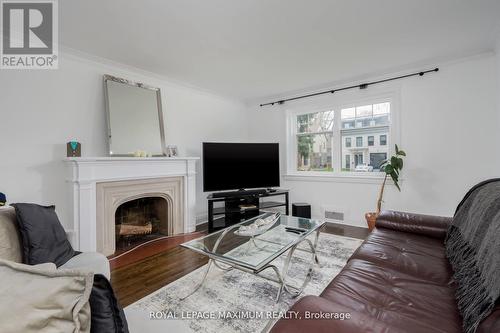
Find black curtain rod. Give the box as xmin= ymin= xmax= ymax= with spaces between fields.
xmin=260 ymin=67 xmax=439 ymax=107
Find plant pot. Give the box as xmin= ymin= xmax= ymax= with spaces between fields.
xmin=365 ymin=212 xmax=378 ymax=231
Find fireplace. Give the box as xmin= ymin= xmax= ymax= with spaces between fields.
xmin=96 ymin=177 xmax=185 ymax=256
xmin=115 ymin=197 xmax=169 ymax=253
xmin=65 ymin=157 xmax=198 ymax=255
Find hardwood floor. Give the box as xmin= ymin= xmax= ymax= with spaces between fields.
xmin=109 ymin=232 xmax=205 ymax=270
xmin=111 ymin=222 xmax=369 ymax=307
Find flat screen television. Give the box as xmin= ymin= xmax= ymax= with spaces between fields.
xmin=202 ymin=142 xmax=280 ymax=192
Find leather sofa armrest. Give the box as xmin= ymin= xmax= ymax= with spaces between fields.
xmin=375 ymin=210 xmax=452 ymax=239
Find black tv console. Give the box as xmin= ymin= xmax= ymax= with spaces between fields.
xmin=207 ymin=189 xmax=289 ymax=233
xmin=211 ymin=188 xmax=267 ymax=198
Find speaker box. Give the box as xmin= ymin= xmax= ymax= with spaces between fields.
xmin=292 ymin=203 xmax=311 ymax=219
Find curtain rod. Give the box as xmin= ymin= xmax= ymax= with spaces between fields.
xmin=259 ymin=67 xmax=439 ymax=107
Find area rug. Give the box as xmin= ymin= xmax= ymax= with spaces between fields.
xmin=125 ymin=232 xmax=363 ymax=333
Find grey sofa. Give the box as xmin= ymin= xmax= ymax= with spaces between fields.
xmin=0 ymin=205 xmax=110 ymax=279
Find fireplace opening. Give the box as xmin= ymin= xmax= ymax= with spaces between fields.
xmin=115 ymin=197 xmax=169 ymax=254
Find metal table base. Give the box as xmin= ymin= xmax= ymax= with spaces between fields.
xmin=181 ymin=227 xmax=322 ymax=303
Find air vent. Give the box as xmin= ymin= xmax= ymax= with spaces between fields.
xmin=325 ymin=210 xmax=344 ymax=221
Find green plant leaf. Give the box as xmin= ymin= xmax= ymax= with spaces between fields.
xmin=391 ymin=171 xmax=399 ymax=181
xmin=384 ymin=164 xmax=393 ymax=174
xmin=398 ymin=158 xmax=404 ymax=169
xmin=390 ymin=172 xmax=400 ymax=190
xmin=391 ymin=156 xmax=398 ymax=167
xmin=397 ymin=150 xmax=406 ymax=156
xmin=395 ymin=144 xmax=399 ymax=154
xmin=393 ymin=180 xmax=401 ymax=191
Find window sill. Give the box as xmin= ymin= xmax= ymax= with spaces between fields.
xmin=283 ymin=172 xmax=394 ymax=184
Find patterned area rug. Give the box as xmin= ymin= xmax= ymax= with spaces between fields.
xmin=125 ymin=232 xmax=363 ymax=333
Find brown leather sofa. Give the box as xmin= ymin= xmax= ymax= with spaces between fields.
xmin=270 ymin=210 xmax=500 ymax=333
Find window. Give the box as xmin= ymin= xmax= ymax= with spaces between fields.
xmin=380 ymin=134 xmax=387 ymax=145
xmin=354 ymin=153 xmax=363 ymax=166
xmin=296 ymin=110 xmax=334 ymax=171
xmin=370 ymin=153 xmax=387 ymax=171
xmin=289 ymin=98 xmax=393 ymax=176
xmin=340 ymin=102 xmax=390 ymax=173
xmin=345 ymin=137 xmax=351 ymax=147
xmin=356 ymin=137 xmax=363 ymax=147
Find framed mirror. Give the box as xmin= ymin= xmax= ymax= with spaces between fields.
xmin=104 ymin=75 xmax=166 ymax=156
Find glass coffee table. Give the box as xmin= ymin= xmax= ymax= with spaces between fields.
xmin=181 ymin=212 xmax=325 ymax=302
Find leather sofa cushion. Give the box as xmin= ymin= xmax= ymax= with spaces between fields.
xmin=89 ymin=274 xmax=129 ymax=333
xmin=319 ymin=259 xmax=462 ymax=333
xmin=0 ymin=206 xmax=22 ymax=262
xmin=477 ymin=306 xmax=500 ymax=333
xmin=376 ymin=210 xmax=451 ymax=239
xmin=350 ymin=228 xmax=454 ymax=285
xmin=270 ymin=295 xmax=396 ymax=333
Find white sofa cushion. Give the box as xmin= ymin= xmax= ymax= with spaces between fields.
xmin=0 ymin=206 xmax=22 ymax=262
xmin=0 ymin=259 xmax=93 ymax=333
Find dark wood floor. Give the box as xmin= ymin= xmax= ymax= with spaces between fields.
xmin=111 ymin=222 xmax=369 ymax=307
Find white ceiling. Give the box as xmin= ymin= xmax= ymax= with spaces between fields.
xmin=60 ymin=0 xmax=500 ymax=103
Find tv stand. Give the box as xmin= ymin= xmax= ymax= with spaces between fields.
xmin=207 ymin=189 xmax=289 ymax=233
xmin=211 ymin=188 xmax=267 ymax=198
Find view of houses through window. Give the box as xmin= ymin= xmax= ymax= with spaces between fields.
xmin=341 ymin=102 xmax=390 ymax=172
xmin=295 ymin=101 xmax=390 ymax=173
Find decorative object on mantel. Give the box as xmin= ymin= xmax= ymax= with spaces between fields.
xmin=0 ymin=192 xmax=6 ymax=206
xmin=132 ymin=150 xmax=152 ymax=157
xmin=365 ymin=144 xmax=406 ymax=231
xmin=66 ymin=141 xmax=81 ymax=157
xmin=166 ymin=145 xmax=178 ymax=157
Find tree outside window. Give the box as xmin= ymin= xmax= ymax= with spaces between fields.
xmin=296 ymin=111 xmax=333 ymax=171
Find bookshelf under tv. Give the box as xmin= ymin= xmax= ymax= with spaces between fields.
xmin=207 ymin=189 xmax=289 ymax=233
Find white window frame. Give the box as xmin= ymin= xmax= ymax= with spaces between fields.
xmin=285 ymin=90 xmax=401 ymax=183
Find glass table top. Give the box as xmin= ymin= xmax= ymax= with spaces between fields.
xmin=181 ymin=213 xmax=324 ymax=271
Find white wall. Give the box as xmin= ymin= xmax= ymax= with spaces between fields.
xmin=248 ymin=54 xmax=500 ymax=227
xmin=0 ymin=51 xmax=249 ymax=228
xmin=497 ymin=39 xmax=500 ymax=134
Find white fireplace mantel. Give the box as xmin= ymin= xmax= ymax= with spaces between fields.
xmin=65 ymin=156 xmax=198 ymax=253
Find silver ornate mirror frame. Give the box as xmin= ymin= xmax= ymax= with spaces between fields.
xmin=103 ymin=74 xmax=167 ymax=156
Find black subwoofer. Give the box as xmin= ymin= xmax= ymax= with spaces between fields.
xmin=292 ymin=203 xmax=311 ymax=219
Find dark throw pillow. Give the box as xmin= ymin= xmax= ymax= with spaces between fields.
xmin=90 ymin=274 xmax=129 ymax=333
xmin=12 ymin=203 xmax=75 ymax=267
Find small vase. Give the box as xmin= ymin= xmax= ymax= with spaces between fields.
xmin=365 ymin=212 xmax=378 ymax=231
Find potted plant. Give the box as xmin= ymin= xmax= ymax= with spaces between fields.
xmin=365 ymin=144 xmax=406 ymax=231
